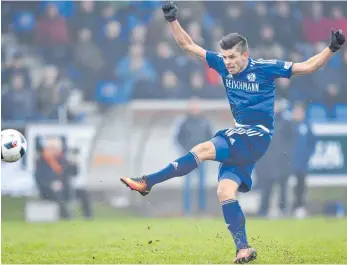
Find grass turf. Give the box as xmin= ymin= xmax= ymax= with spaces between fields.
xmin=2 ymin=217 xmax=347 ymax=264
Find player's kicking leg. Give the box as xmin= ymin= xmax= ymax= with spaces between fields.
xmin=120 ymin=141 xmax=216 ymax=196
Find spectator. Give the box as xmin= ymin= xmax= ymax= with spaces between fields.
xmin=247 ymin=2 xmax=271 ymax=43
xmin=310 ymin=41 xmax=342 ymax=100
xmin=34 ymin=137 xmax=71 ymax=219
xmin=115 ymin=44 xmax=157 ymax=98
xmin=257 ymin=98 xmax=293 ymax=217
xmin=36 ymin=3 xmax=70 ymax=65
xmin=100 ymin=20 xmax=125 ymax=79
xmin=130 ymin=24 xmax=148 ymax=45
xmin=186 ymin=21 xmax=205 ymax=46
xmin=323 ymin=83 xmax=341 ymax=119
xmin=160 ymin=70 xmax=187 ymax=98
xmin=99 ymin=4 xmax=117 ymax=30
xmin=2 ymin=73 xmax=35 ymax=121
xmin=73 ymin=28 xmax=104 ymax=100
xmin=223 ymin=4 xmax=248 ymax=40
xmin=70 ymin=1 xmax=98 ymax=38
xmin=272 ymin=2 xmax=300 ymax=49
xmin=36 ymin=65 xmax=70 ymax=119
xmin=174 ymin=97 xmax=213 ymax=216
xmin=290 ymin=101 xmax=316 ymax=219
xmin=276 ymin=78 xmax=292 ymax=100
xmin=189 ymin=71 xmax=207 ymax=97
xmin=302 ymin=2 xmax=330 ymax=43
xmin=341 ymin=49 xmax=347 ymax=100
xmin=189 ymin=70 xmax=224 ymax=99
xmin=329 ymin=6 xmax=347 ymax=35
xmin=154 ymin=41 xmax=174 ymax=70
xmin=2 ymin=52 xmax=31 ymax=87
xmin=255 ymin=24 xmax=284 ymax=59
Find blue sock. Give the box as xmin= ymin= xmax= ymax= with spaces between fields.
xmin=222 ymin=199 xmax=249 ymax=250
xmin=146 ymin=152 xmax=200 ymax=188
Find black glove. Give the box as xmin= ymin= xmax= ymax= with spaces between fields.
xmin=329 ymin=29 xmax=345 ymax=52
xmin=162 ymin=1 xmax=178 ymax=22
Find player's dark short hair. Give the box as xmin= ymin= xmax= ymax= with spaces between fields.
xmin=219 ymin=33 xmax=248 ymax=53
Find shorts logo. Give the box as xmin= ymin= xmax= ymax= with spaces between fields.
xmin=171 ymin=162 xmax=178 ymax=169
xmin=284 ymin=61 xmax=293 ymax=69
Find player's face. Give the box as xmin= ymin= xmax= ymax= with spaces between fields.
xmin=221 ymin=47 xmax=249 ymax=74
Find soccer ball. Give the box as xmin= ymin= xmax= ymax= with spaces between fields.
xmin=1 ymin=129 xmax=27 ymax=163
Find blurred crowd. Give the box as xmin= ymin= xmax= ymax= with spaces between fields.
xmin=2 ymin=1 xmax=347 ymax=122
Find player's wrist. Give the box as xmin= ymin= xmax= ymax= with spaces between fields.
xmin=328 ymin=44 xmax=340 ymax=53
xmin=165 ymin=17 xmax=177 ymax=22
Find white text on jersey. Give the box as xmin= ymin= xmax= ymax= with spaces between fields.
xmin=225 ymin=79 xmax=260 ymax=92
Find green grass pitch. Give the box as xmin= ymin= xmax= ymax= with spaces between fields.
xmin=2 ymin=217 xmax=347 ymax=264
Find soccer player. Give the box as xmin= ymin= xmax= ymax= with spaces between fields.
xmin=121 ymin=2 xmax=345 ymax=263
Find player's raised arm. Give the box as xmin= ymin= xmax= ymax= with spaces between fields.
xmin=162 ymin=2 xmax=207 ymax=61
xmin=292 ymin=29 xmax=345 ymax=75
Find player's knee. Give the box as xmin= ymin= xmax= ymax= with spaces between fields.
xmin=217 ymin=179 xmax=238 ymax=202
xmin=191 ymin=141 xmax=216 ymax=162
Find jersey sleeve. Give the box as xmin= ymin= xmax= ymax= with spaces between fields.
xmin=265 ymin=60 xmax=293 ymax=79
xmin=205 ymin=51 xmax=225 ymax=74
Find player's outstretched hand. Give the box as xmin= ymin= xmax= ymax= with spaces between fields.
xmin=329 ymin=29 xmax=345 ymax=52
xmin=162 ymin=1 xmax=177 ymax=22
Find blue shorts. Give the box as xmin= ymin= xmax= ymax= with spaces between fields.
xmin=210 ymin=125 xmax=272 ymax=193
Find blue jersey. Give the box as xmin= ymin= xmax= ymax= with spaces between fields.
xmin=206 ymin=51 xmax=293 ymax=134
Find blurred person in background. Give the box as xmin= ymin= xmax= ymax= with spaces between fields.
xmin=329 ymin=5 xmax=347 ymax=35
xmin=302 ymin=2 xmax=330 ymax=44
xmin=98 ymin=3 xmax=120 ymax=36
xmin=275 ymin=78 xmax=292 ymax=100
xmin=121 ymin=2 xmax=345 ymax=263
xmin=287 ymin=51 xmax=314 ymax=102
xmin=175 ymin=97 xmax=213 ymax=216
xmin=153 ymin=41 xmax=175 ymax=74
xmin=272 ymin=1 xmax=300 ymax=50
xmin=34 ymin=136 xmax=92 ymax=220
xmin=73 ymin=27 xmax=104 ymax=100
xmin=255 ymin=24 xmax=284 ymax=59
xmin=36 ymin=65 xmax=70 ymax=119
xmin=64 ymin=147 xmax=93 ymax=220
xmin=188 ymin=71 xmax=210 ymax=98
xmin=342 ymin=49 xmax=347 ymax=100
xmin=36 ymin=3 xmax=70 ymax=66
xmin=100 ymin=20 xmax=125 ymax=79
xmin=115 ymin=44 xmax=157 ymax=98
xmin=310 ymin=41 xmax=343 ymax=102
xmin=186 ymin=21 xmax=205 ymax=47
xmin=2 ymin=51 xmax=31 ymax=87
xmin=34 ymin=137 xmax=71 ymax=220
xmin=323 ymin=83 xmax=342 ymax=119
xmin=256 ymin=98 xmax=293 ymax=218
xmin=247 ymin=2 xmax=271 ymax=44
xmin=2 ymin=73 xmax=35 ymax=121
xmin=130 ymin=24 xmax=148 ymax=45
xmin=290 ymin=101 xmax=317 ymax=219
xmin=70 ymin=1 xmax=98 ymax=37
xmin=223 ymin=3 xmax=247 ymax=42
xmin=159 ymin=70 xmax=187 ymax=98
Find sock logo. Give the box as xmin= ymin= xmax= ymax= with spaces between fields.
xmin=171 ymin=161 xmax=178 ymax=170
